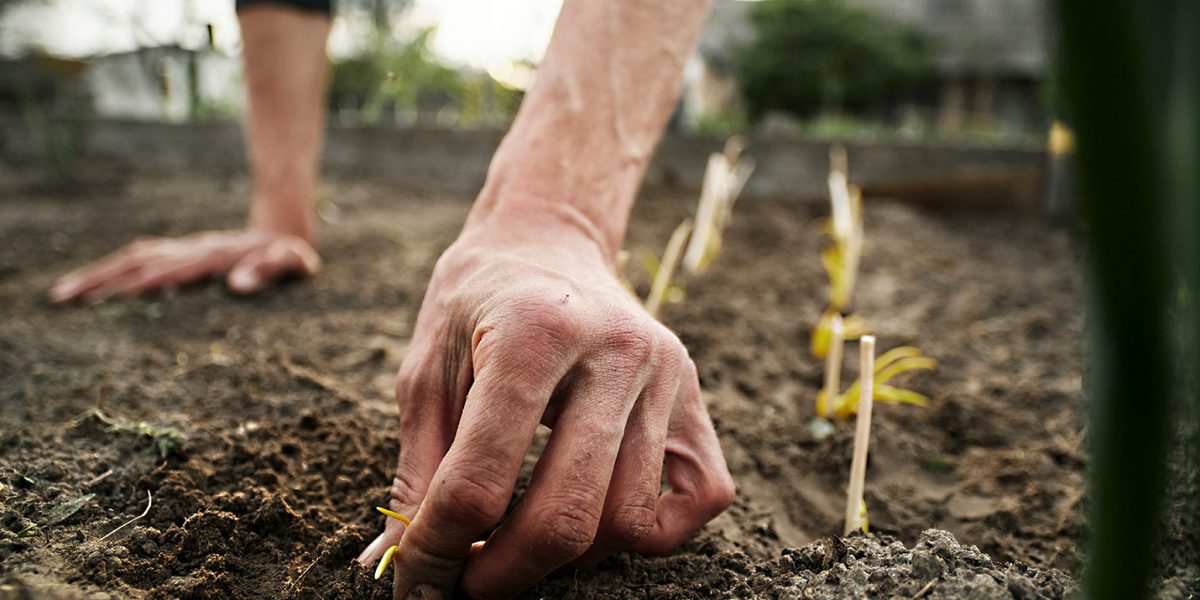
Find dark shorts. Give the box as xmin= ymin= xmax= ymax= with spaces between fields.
xmin=235 ymin=0 xmax=333 ymax=15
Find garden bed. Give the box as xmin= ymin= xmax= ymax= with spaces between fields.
xmin=0 ymin=168 xmax=1192 ymax=598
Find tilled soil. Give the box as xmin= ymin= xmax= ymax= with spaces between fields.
xmin=0 ymin=166 xmax=1187 ymax=598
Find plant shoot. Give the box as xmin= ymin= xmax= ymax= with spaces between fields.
xmin=817 ymin=314 xmax=845 ymax=418
xmin=819 ymin=346 xmax=936 ymax=420
xmin=682 ymin=136 xmax=755 ymax=274
xmin=372 ymin=506 xmax=412 ymax=580
xmin=644 ymin=218 xmax=694 ymax=318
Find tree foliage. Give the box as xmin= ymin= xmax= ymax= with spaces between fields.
xmin=734 ymin=0 xmax=932 ymax=120
xmin=329 ymin=30 xmax=522 ymax=126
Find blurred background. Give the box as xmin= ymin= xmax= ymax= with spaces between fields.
xmin=0 ymin=0 xmax=1064 ymax=213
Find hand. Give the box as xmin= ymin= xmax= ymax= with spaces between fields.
xmin=357 ymin=204 xmax=735 ymax=599
xmin=48 ymin=229 xmax=320 ymax=304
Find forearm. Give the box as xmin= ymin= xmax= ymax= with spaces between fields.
xmin=467 ymin=0 xmax=710 ymax=262
xmin=239 ymin=5 xmax=331 ymax=243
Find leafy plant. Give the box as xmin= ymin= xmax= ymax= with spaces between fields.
xmin=330 ymin=29 xmax=523 ymax=127
xmin=811 ymin=309 xmax=869 ymax=358
xmin=811 ymin=147 xmax=869 ymax=360
xmin=639 ymin=248 xmax=687 ymax=308
xmin=85 ymin=406 xmax=185 ymax=460
xmin=643 ymin=219 xmax=694 ymax=319
xmin=641 ymin=137 xmax=754 ymax=318
xmin=734 ymin=0 xmax=932 ymax=121
xmin=681 ymin=137 xmax=755 ymax=275
xmin=817 ymin=346 xmax=935 ymax=420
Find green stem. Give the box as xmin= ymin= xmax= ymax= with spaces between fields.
xmin=1056 ymin=3 xmax=1193 ymax=599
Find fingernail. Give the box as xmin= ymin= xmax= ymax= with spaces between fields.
xmin=49 ymin=283 xmax=73 ymax=302
xmin=406 ymin=585 xmax=442 ymax=600
xmin=229 ymin=269 xmax=260 ymax=293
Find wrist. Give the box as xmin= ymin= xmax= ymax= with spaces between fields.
xmin=461 ymin=186 xmax=616 ymax=269
xmin=248 ymin=193 xmax=317 ymax=244
xmin=466 ymin=167 xmax=632 ymax=265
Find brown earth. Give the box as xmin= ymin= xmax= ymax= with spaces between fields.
xmin=0 ymin=164 xmax=1191 ymax=598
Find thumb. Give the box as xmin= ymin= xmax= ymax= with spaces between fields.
xmin=226 ymin=236 xmax=321 ymax=294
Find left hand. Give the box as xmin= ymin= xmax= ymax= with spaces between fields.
xmin=48 ymin=229 xmax=320 ymax=303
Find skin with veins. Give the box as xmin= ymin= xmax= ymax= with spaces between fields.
xmin=475 ymin=0 xmax=708 ymax=261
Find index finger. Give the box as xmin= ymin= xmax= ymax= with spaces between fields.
xmin=390 ymin=312 xmax=578 ymax=599
xmin=49 ymin=238 xmax=165 ymax=303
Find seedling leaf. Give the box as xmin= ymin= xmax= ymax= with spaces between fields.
xmin=46 ymin=493 xmax=94 ymax=525
xmin=873 ymin=384 xmax=929 ymax=407
xmin=811 ymin=311 xmax=870 ymax=358
xmin=821 ymin=247 xmax=848 ymax=309
xmin=815 ymin=388 xmax=831 ymax=419
xmin=876 ymin=357 xmax=937 ymax=386
xmin=874 ymin=346 xmax=924 ymax=370
xmin=644 ymin=219 xmax=694 ymax=318
xmin=830 ymin=346 xmax=935 ymax=420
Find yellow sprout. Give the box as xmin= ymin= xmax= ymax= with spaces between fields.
xmin=376 ymin=506 xmax=411 ymax=526
xmin=374 ymin=545 xmax=398 ymax=580
xmin=812 ymin=171 xmax=867 ymax=362
xmin=820 ymin=346 xmax=936 ymax=420
xmin=821 ymin=180 xmax=864 ymax=312
xmin=859 ymin=498 xmax=870 ymax=534
xmin=682 ymin=139 xmax=755 ymax=274
xmin=644 ymin=219 xmax=694 ymax=318
xmin=811 ymin=310 xmax=871 ymax=358
xmin=372 ymin=507 xmax=412 ymax=580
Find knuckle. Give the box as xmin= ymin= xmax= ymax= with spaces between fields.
xmin=436 ymin=468 xmax=511 ymax=528
xmin=536 ymin=504 xmax=601 ymax=558
xmin=701 ymin=472 xmax=737 ymax=518
xmin=605 ymin=494 xmax=658 ymax=547
xmin=512 ymin=294 xmax=580 ymax=345
xmin=475 ymin=294 xmax=580 ymax=376
xmin=658 ymin=337 xmax=688 ymax=373
xmin=530 ymin=479 xmax=606 ymax=556
xmin=681 ymin=355 xmax=699 ymax=380
xmin=389 ymin=467 xmax=429 ymax=504
xmin=600 ymin=316 xmax=656 ymax=365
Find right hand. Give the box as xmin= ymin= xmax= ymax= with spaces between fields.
xmin=48 ymin=229 xmax=320 ymax=303
xmin=356 ymin=202 xmax=736 ymax=599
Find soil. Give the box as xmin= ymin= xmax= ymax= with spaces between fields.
xmin=0 ymin=165 xmax=1194 ymax=599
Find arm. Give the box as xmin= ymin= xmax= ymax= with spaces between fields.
xmin=356 ymin=1 xmax=734 ymax=598
xmin=49 ymin=3 xmax=327 ymax=303
xmin=468 ymin=0 xmax=706 ymax=261
xmin=240 ymin=2 xmax=327 ymax=246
